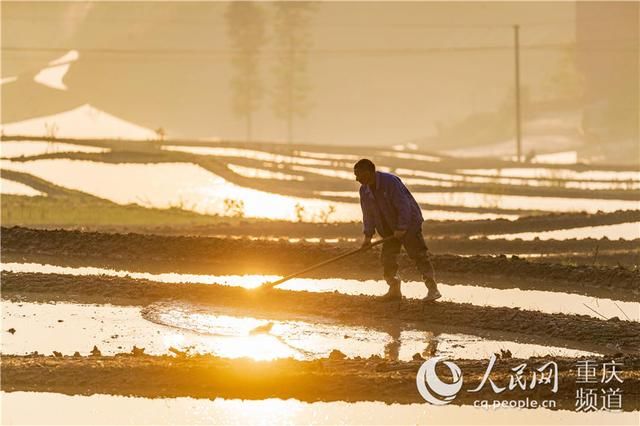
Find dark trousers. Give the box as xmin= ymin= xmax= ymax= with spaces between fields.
xmin=381 ymin=226 xmax=435 ymax=284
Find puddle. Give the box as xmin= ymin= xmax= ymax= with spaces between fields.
xmin=3 ymin=392 xmax=636 ymax=425
xmin=0 ymin=178 xmax=45 ymax=197
xmin=0 ymin=159 xmax=359 ymax=222
xmin=481 ymin=222 xmax=640 ymax=241
xmin=0 ymin=301 xmax=596 ymax=361
xmin=320 ymin=190 xmax=640 ymax=214
xmin=0 ymin=141 xmax=109 ymax=158
xmin=4 ymin=263 xmax=638 ymax=322
xmin=457 ymin=167 xmax=640 ymax=182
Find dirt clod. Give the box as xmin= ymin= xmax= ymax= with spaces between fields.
xmin=131 ymin=346 xmax=145 ymax=356
xmin=168 ymin=347 xmax=186 ymax=357
xmin=328 ymin=349 xmax=347 ymax=360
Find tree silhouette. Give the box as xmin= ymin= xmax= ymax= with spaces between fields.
xmin=272 ymin=2 xmax=314 ymax=145
xmin=226 ymin=2 xmax=266 ymax=141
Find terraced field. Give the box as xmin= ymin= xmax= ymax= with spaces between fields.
xmin=1 ymin=137 xmax=639 ymax=423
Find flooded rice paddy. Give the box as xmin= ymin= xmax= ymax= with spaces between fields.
xmin=0 ymin=141 xmax=109 ymax=159
xmin=457 ymin=167 xmax=640 ymax=182
xmin=482 ymin=222 xmax=640 ymax=241
xmin=4 ymin=263 xmax=637 ymax=322
xmin=1 ymin=140 xmax=639 ymax=423
xmin=0 ymin=159 xmax=358 ymax=222
xmin=0 ymin=158 xmax=529 ymax=221
xmin=1 ymin=178 xmax=45 ymax=197
xmin=318 ymin=190 xmax=640 ymax=214
xmin=1 ymin=300 xmax=596 ymax=360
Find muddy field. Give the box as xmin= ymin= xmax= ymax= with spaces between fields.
xmin=2 ymin=353 xmax=639 ymax=412
xmin=3 ymin=227 xmax=638 ymax=299
xmin=2 ymin=223 xmax=639 ymax=415
xmin=38 ymin=209 xmax=640 ymax=239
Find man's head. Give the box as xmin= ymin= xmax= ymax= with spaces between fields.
xmin=354 ymin=158 xmax=376 ymax=185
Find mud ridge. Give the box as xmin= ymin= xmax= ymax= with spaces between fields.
xmin=29 ymin=209 xmax=640 ymax=239
xmin=2 ymin=354 xmax=638 ymax=411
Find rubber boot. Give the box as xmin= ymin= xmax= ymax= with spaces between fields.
xmin=423 ymin=276 xmax=441 ymax=302
xmin=380 ymin=277 xmax=402 ymax=301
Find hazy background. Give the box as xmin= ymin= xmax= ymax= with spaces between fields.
xmin=1 ymin=1 xmax=638 ymax=160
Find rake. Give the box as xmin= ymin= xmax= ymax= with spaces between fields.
xmin=259 ymin=236 xmax=395 ymax=290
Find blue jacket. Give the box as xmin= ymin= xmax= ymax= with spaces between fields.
xmin=359 ymin=171 xmax=424 ymax=237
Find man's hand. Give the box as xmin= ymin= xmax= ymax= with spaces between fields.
xmin=393 ymin=229 xmax=407 ymax=240
xmin=361 ymin=236 xmax=372 ymax=249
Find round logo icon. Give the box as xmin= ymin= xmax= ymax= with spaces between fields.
xmin=416 ymin=357 xmax=464 ymax=405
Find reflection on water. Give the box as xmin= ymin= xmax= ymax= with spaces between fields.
xmin=4 ymin=263 xmax=637 ymax=321
xmin=3 ymin=392 xmax=636 ymax=425
xmin=377 ymin=150 xmax=441 ymax=162
xmin=398 ymin=168 xmax=640 ymax=191
xmin=294 ymin=150 xmax=360 ymax=161
xmin=0 ymin=141 xmax=108 ymax=158
xmin=32 ymin=50 xmax=79 ymax=90
xmin=482 ymin=222 xmax=640 ymax=241
xmin=145 ymin=303 xmax=390 ymax=360
xmin=33 ymin=63 xmax=71 ymax=91
xmin=531 ymin=151 xmax=578 ymax=165
xmin=227 ymin=163 xmax=304 ymax=181
xmin=162 ymin=145 xmax=337 ymax=167
xmin=287 ymin=162 xmax=639 ymax=192
xmin=0 ymin=159 xmax=357 ymax=222
xmin=0 ymin=104 xmax=157 ymax=140
xmin=0 ymin=158 xmax=521 ymax=222
xmin=0 ymin=178 xmax=45 ymax=197
xmin=458 ymin=167 xmax=640 ymax=182
xmin=1 ymin=76 xmax=17 ymax=85
xmin=320 ymin=190 xmax=640 ymax=214
xmin=291 ymin=164 xmax=356 ymax=180
xmin=411 ymin=193 xmax=639 ymax=214
xmin=1 ymin=301 xmax=180 ymax=357
xmin=0 ymin=301 xmax=596 ymax=361
xmin=293 ymin=164 xmax=458 ymax=188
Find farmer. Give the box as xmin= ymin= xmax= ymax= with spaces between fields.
xmin=354 ymin=158 xmax=441 ymax=302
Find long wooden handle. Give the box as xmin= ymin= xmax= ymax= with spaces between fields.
xmin=260 ymin=236 xmax=394 ymax=289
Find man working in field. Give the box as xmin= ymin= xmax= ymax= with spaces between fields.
xmin=354 ymin=158 xmax=441 ymax=302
